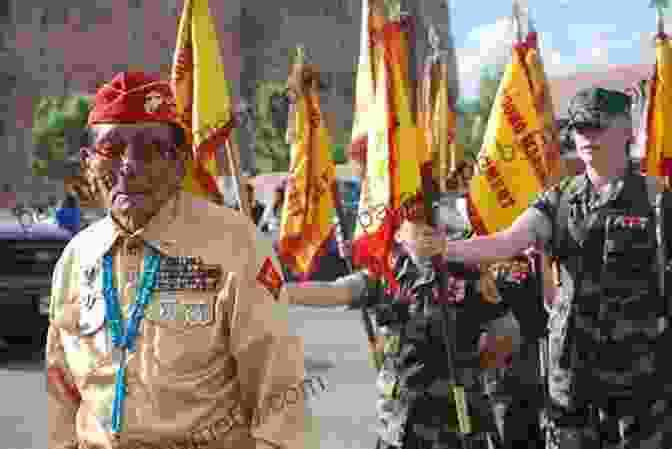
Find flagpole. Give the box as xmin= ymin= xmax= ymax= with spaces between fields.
xmin=512 ymin=0 xmax=523 ymax=43
xmin=225 ymin=138 xmax=251 ymax=217
xmin=407 ymin=10 xmax=473 ymax=446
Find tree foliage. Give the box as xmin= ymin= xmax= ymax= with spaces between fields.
xmin=254 ymin=79 xmax=349 ymax=173
xmin=254 ymin=80 xmax=292 ymax=172
xmin=31 ymin=95 xmax=92 ymax=179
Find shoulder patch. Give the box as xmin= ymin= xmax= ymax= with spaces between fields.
xmin=256 ymin=257 xmax=284 ymax=301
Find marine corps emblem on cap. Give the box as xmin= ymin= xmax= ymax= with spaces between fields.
xmin=88 ymin=71 xmax=179 ymax=126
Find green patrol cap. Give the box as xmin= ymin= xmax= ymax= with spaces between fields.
xmin=567 ymin=87 xmax=631 ymax=131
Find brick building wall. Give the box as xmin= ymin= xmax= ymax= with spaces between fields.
xmin=3 ymin=0 xmax=453 ymax=203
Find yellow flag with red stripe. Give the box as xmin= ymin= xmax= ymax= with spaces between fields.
xmin=422 ymin=60 xmax=460 ymax=187
xmin=524 ymin=30 xmax=565 ymax=185
xmin=466 ymin=40 xmax=549 ymax=235
xmin=352 ymin=17 xmax=425 ymax=286
xmin=350 ymin=0 xmax=378 ymax=162
xmin=171 ymin=0 xmax=233 ymax=205
xmin=353 ymin=48 xmax=391 ymax=241
xmin=277 ymin=62 xmax=337 ymax=279
xmin=641 ymin=33 xmax=672 ymax=178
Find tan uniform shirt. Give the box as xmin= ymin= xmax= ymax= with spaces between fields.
xmin=47 ymin=191 xmax=308 ymax=449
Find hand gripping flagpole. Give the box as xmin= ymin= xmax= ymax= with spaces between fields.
xmin=407 ymin=7 xmax=472 ymax=447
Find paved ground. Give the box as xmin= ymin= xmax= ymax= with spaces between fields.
xmin=0 ymin=305 xmax=379 ymax=449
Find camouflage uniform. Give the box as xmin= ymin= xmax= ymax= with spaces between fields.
xmin=530 ymin=172 xmax=672 ymax=448
xmin=487 ymin=257 xmax=547 ymax=449
xmin=337 ymin=244 xmax=514 ymax=449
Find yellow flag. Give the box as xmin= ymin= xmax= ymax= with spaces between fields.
xmin=354 ymin=50 xmax=391 ymax=242
xmin=352 ymin=17 xmax=424 ymax=286
xmin=351 ymin=0 xmax=377 ymax=152
xmin=524 ymin=31 xmax=564 ymax=185
xmin=422 ymin=61 xmax=460 ymax=188
xmin=641 ymin=34 xmax=672 ymax=178
xmin=467 ymin=43 xmax=548 ymax=235
xmin=171 ymin=0 xmax=234 ymax=204
xmin=277 ymin=62 xmax=337 ymax=278
xmin=386 ymin=20 xmax=424 ymax=204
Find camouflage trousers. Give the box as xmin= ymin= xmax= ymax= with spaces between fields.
xmin=375 ymin=432 xmax=490 ymax=449
xmin=482 ymin=338 xmax=545 ymax=449
xmin=544 ymin=320 xmax=672 ymax=448
xmin=543 ymin=396 xmax=672 ymax=449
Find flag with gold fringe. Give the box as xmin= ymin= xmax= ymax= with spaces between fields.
xmin=524 ymin=19 xmax=565 ymax=186
xmin=277 ymin=50 xmax=337 ymax=279
xmin=171 ymin=0 xmax=234 ymax=205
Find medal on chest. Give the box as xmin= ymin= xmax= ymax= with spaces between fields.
xmin=156 ymin=256 xmax=222 ymax=291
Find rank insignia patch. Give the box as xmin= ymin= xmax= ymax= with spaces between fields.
xmin=256 ymin=257 xmax=284 ymax=300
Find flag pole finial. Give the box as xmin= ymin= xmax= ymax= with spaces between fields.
xmin=428 ymin=23 xmax=441 ymax=62
xmin=652 ymin=0 xmax=668 ymax=34
xmin=295 ymin=45 xmax=306 ymax=65
xmin=512 ymin=0 xmax=524 ymax=43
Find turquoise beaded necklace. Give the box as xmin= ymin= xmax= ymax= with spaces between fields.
xmin=102 ymin=246 xmax=161 ymax=434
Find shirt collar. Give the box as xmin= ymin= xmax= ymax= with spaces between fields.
xmin=85 ymin=190 xmax=185 ymax=264
xmin=584 ymin=172 xmax=629 ymax=207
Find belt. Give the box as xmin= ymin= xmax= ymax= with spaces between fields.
xmin=78 ymin=404 xmax=249 ymax=449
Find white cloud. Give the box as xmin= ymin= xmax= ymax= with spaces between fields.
xmin=466 ymin=17 xmax=513 ymax=44
xmin=457 ymin=18 xmax=515 ymax=98
xmin=457 ymin=17 xmax=655 ymax=98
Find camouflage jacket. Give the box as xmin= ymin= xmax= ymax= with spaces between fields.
xmin=531 ymin=173 xmax=672 ymax=405
xmin=348 ymin=246 xmax=511 ymax=447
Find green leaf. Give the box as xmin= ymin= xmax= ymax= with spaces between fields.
xmin=46 ymin=110 xmax=67 ymax=133
xmin=332 ymin=143 xmax=347 ymax=164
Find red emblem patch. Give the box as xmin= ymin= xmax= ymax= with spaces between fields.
xmin=256 ymin=257 xmax=284 ymax=300
xmin=47 ymin=366 xmax=82 ymax=402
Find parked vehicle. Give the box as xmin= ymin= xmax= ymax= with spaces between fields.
xmin=0 ymin=207 xmax=74 ymax=346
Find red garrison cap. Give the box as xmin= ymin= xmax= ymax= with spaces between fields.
xmin=88 ymin=72 xmax=178 ymax=126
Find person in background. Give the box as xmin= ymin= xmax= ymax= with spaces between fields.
xmin=0 ymin=183 xmax=17 ymax=210
xmin=283 ymin=188 xmax=520 ymax=449
xmin=55 ymin=188 xmax=81 ymax=234
xmin=259 ymin=179 xmax=287 ymax=238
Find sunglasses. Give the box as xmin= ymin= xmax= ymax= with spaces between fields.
xmin=570 ymin=121 xmax=609 ymax=133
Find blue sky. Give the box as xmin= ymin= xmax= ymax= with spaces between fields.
xmin=448 ymin=0 xmax=663 ymax=98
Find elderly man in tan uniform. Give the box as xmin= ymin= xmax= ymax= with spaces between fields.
xmin=47 ymin=71 xmax=309 ymax=449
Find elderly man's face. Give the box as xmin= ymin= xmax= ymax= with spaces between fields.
xmin=573 ymin=114 xmax=631 ymax=171
xmin=81 ymin=124 xmax=184 ymax=219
